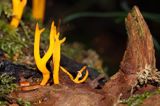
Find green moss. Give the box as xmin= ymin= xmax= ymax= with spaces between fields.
xmin=0 ymin=20 xmax=26 ymax=58
xmin=0 ymin=1 xmax=27 ymax=59
xmin=0 ymin=73 xmax=17 ymax=106
xmin=0 ymin=101 xmax=8 ymax=106
xmin=17 ymin=98 xmax=31 ymax=106
xmin=0 ymin=74 xmax=33 ymax=106
xmin=120 ymin=89 xmax=160 ymax=106
xmin=0 ymin=1 xmax=35 ymax=60
xmin=0 ymin=73 xmax=17 ymax=97
xmin=0 ymin=1 xmax=12 ymax=18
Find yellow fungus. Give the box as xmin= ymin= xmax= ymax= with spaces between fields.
xmin=10 ymin=0 xmax=27 ymax=28
xmin=52 ymin=30 xmax=66 ymax=84
xmin=34 ymin=22 xmax=56 ymax=85
xmin=32 ymin=0 xmax=46 ymax=20
xmin=60 ymin=66 xmax=89 ymax=83
xmin=34 ymin=21 xmax=89 ymax=85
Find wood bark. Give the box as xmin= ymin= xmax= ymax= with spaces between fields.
xmin=103 ymin=6 xmax=160 ymax=105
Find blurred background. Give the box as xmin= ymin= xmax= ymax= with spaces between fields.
xmin=28 ymin=0 xmax=160 ymax=76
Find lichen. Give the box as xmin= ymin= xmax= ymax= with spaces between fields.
xmin=136 ymin=64 xmax=160 ymax=86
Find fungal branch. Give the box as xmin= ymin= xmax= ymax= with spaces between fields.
xmin=10 ymin=0 xmax=27 ymax=28
xmin=32 ymin=0 xmax=46 ymax=20
xmin=60 ymin=66 xmax=89 ymax=84
xmin=34 ymin=23 xmax=52 ymax=85
xmin=52 ymin=30 xmax=66 ymax=84
xmin=34 ymin=21 xmax=89 ymax=85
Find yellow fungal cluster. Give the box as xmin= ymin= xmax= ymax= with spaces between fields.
xmin=9 ymin=0 xmax=88 ymax=85
xmin=34 ymin=21 xmax=89 ymax=85
xmin=10 ymin=0 xmax=27 ymax=28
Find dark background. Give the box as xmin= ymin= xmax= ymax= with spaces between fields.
xmin=29 ymin=0 xmax=160 ymax=75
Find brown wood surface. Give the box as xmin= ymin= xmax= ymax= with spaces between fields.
xmin=103 ymin=6 xmax=160 ymax=106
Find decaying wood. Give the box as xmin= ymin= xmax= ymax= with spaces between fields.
xmin=103 ymin=6 xmax=160 ymax=105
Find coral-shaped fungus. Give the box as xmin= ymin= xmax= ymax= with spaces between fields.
xmin=32 ymin=0 xmax=46 ymax=20
xmin=34 ymin=21 xmax=89 ymax=85
xmin=34 ymin=22 xmax=55 ymax=85
xmin=10 ymin=0 xmax=27 ymax=28
xmin=52 ymin=28 xmax=66 ymax=84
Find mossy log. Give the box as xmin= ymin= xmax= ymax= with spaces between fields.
xmin=103 ymin=6 xmax=160 ymax=105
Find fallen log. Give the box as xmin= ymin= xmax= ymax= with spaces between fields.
xmin=0 ymin=50 xmax=106 ymax=86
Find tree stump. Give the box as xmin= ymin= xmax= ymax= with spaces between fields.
xmin=103 ymin=6 xmax=160 ymax=106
